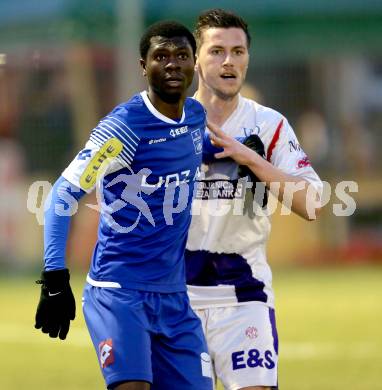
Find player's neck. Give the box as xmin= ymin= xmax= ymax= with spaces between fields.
xmin=147 ymin=90 xmax=185 ymax=120
xmin=195 ymin=87 xmax=239 ymax=127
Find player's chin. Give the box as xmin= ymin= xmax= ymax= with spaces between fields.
xmin=225 ymin=83 xmax=242 ymax=95
xmin=229 ymin=78 xmax=244 ymax=90
xmin=215 ymin=87 xmax=240 ymax=101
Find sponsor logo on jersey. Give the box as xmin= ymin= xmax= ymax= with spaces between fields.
xmin=191 ymin=128 xmax=203 ymax=154
xmin=170 ymin=125 xmax=188 ymax=137
xmin=148 ymin=138 xmax=167 ymax=145
xmin=79 ymin=138 xmax=123 ymax=190
xmin=297 ymin=155 xmax=311 ymax=168
xmin=245 ymin=326 xmax=258 ymax=339
xmin=289 ymin=139 xmax=302 ymax=152
xmin=195 ymin=179 xmax=246 ymax=200
xmin=99 ymin=339 xmax=114 ymax=368
xmin=141 ymin=170 xmax=192 ymax=188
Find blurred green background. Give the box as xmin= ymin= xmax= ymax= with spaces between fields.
xmin=0 ymin=0 xmax=381 ymax=389
xmin=2 ymin=266 xmax=382 ymax=389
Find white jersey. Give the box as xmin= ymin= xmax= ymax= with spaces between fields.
xmin=186 ymin=95 xmax=322 ymax=308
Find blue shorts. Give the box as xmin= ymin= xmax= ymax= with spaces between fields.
xmin=83 ymin=284 xmax=213 ymax=389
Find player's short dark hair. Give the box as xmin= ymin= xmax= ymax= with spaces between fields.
xmin=194 ymin=8 xmax=251 ymax=50
xmin=139 ymin=20 xmax=197 ymax=59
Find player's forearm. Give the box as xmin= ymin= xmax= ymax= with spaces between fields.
xmin=206 ymin=122 xmax=322 ymax=219
xmin=247 ymin=156 xmax=321 ymax=220
xmin=44 ymin=176 xmax=85 ymax=270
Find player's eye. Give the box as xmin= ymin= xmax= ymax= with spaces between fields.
xmin=154 ymin=54 xmax=167 ymax=61
xmin=178 ymin=52 xmax=189 ymax=60
xmin=211 ymin=48 xmax=224 ymax=55
xmin=234 ymin=49 xmax=245 ymax=56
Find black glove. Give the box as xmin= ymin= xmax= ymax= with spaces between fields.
xmin=238 ymin=134 xmax=268 ymax=207
xmin=35 ymin=268 xmax=76 ymax=340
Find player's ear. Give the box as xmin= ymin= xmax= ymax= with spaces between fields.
xmin=140 ymin=59 xmax=147 ymax=77
xmin=194 ymin=54 xmax=199 ymax=72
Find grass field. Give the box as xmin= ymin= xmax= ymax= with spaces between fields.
xmin=1 ymin=264 xmax=381 ymax=390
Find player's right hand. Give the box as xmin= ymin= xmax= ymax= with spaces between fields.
xmin=35 ymin=268 xmax=76 ymax=340
xmin=237 ymin=134 xmax=266 ymax=180
xmin=207 ymin=121 xmax=263 ymax=166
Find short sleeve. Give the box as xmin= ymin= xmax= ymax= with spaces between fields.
xmin=268 ymin=119 xmax=323 ymax=194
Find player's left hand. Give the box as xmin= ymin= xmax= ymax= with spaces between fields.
xmin=35 ymin=268 xmax=76 ymax=340
xmin=207 ymin=121 xmax=263 ymax=166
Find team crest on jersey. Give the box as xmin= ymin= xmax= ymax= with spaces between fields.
xmin=191 ymin=129 xmax=203 ymax=154
xmin=245 ymin=326 xmax=258 ymax=339
xmin=241 ymin=126 xmax=260 ymax=137
xmin=99 ymin=339 xmax=114 ymax=368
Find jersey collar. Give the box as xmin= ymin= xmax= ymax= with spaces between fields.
xmin=141 ymin=91 xmax=185 ymax=124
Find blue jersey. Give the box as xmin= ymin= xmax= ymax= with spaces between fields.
xmin=59 ymin=91 xmax=205 ymax=292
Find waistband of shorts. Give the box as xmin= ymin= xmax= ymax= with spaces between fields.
xmin=87 ymin=274 xmax=187 ymax=293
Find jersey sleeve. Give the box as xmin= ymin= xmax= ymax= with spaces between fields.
xmin=62 ymin=115 xmax=140 ymax=193
xmin=44 ymin=176 xmax=86 ymax=270
xmin=267 ymin=118 xmax=323 ymax=193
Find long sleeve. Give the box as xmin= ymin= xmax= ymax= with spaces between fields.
xmin=44 ymin=176 xmax=86 ymax=270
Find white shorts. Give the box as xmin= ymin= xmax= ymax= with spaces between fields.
xmin=194 ymin=303 xmax=278 ymax=390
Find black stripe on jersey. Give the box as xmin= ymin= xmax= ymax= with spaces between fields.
xmin=185 ymin=249 xmax=268 ymax=303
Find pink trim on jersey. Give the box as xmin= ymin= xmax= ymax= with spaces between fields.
xmin=266 ymin=119 xmax=283 ymax=161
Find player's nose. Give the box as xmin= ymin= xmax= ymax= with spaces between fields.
xmin=165 ymin=55 xmax=181 ymax=70
xmin=222 ymin=53 xmax=234 ymax=67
